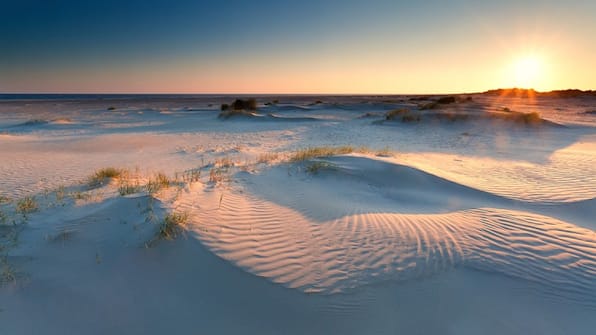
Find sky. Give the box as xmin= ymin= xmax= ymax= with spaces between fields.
xmin=1 ymin=0 xmax=595 ymax=94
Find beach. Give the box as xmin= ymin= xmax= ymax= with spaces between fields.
xmin=1 ymin=94 xmax=595 ymax=334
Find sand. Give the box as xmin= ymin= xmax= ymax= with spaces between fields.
xmin=1 ymin=94 xmax=595 ymax=334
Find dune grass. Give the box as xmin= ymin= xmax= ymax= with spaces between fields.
xmin=146 ymin=173 xmax=171 ymax=194
xmin=215 ymin=157 xmax=234 ymax=168
xmin=88 ymin=167 xmax=122 ymax=186
xmin=159 ymin=211 xmax=189 ymax=240
xmin=16 ymin=197 xmax=38 ymax=215
xmin=289 ymin=146 xmax=367 ymax=162
xmin=257 ymin=152 xmax=280 ymax=164
xmin=118 ymin=182 xmax=143 ymax=196
xmin=209 ymin=167 xmax=229 ymax=184
xmin=179 ymin=169 xmax=201 ymax=183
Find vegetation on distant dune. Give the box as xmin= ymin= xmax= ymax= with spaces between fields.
xmin=385 ymin=109 xmax=421 ymax=122
xmin=487 ymin=110 xmax=543 ymax=125
xmin=385 ymin=109 xmax=410 ymax=120
xmin=219 ymin=98 xmax=259 ymax=119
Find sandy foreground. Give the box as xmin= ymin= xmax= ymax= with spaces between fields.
xmin=0 ymin=94 xmax=595 ymax=334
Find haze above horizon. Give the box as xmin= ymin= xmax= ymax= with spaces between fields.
xmin=1 ymin=0 xmax=595 ymax=94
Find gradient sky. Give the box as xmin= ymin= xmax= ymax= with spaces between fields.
xmin=1 ymin=0 xmax=595 ymax=93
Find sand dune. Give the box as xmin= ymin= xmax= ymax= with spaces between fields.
xmin=176 ymin=156 xmax=595 ymax=302
xmin=1 ymin=95 xmax=595 ymax=334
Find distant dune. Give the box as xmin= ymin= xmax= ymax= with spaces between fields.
xmin=482 ymin=88 xmax=596 ymax=98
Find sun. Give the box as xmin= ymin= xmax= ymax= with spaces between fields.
xmin=511 ymin=55 xmax=543 ymax=89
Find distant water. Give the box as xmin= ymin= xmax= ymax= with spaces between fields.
xmin=0 ymin=94 xmax=256 ymax=101
xmin=0 ymin=93 xmax=343 ymax=101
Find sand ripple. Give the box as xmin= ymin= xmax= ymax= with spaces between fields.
xmin=179 ymin=185 xmax=595 ymax=305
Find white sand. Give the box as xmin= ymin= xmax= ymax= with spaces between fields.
xmin=1 ymin=95 xmax=595 ymax=334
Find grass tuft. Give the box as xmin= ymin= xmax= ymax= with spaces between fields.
xmin=88 ymin=167 xmax=122 ymax=186
xmin=209 ymin=167 xmax=228 ymax=184
xmin=290 ymin=146 xmax=366 ymax=162
xmin=118 ymin=182 xmax=142 ymax=196
xmin=257 ymin=152 xmax=280 ymax=164
xmin=180 ymin=169 xmax=201 ymax=183
xmin=159 ymin=211 xmax=189 ymax=240
xmin=16 ymin=197 xmax=38 ymax=215
xmin=146 ymin=173 xmax=171 ymax=194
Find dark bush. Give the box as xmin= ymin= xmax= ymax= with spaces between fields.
xmin=232 ymin=98 xmax=257 ymax=111
xmin=437 ymin=96 xmax=456 ymax=104
xmin=221 ymin=104 xmax=230 ymax=111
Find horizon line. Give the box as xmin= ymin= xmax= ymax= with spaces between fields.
xmin=2 ymin=88 xmax=593 ymax=96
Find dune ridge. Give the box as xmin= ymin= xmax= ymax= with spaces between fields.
xmin=176 ymin=157 xmax=595 ymax=304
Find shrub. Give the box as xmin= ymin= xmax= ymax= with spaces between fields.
xmin=107 ymin=106 xmax=116 ymax=111
xmin=437 ymin=96 xmax=456 ymax=104
xmin=231 ymin=98 xmax=257 ymax=111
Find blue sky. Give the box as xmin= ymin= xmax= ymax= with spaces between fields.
xmin=1 ymin=0 xmax=595 ymax=93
